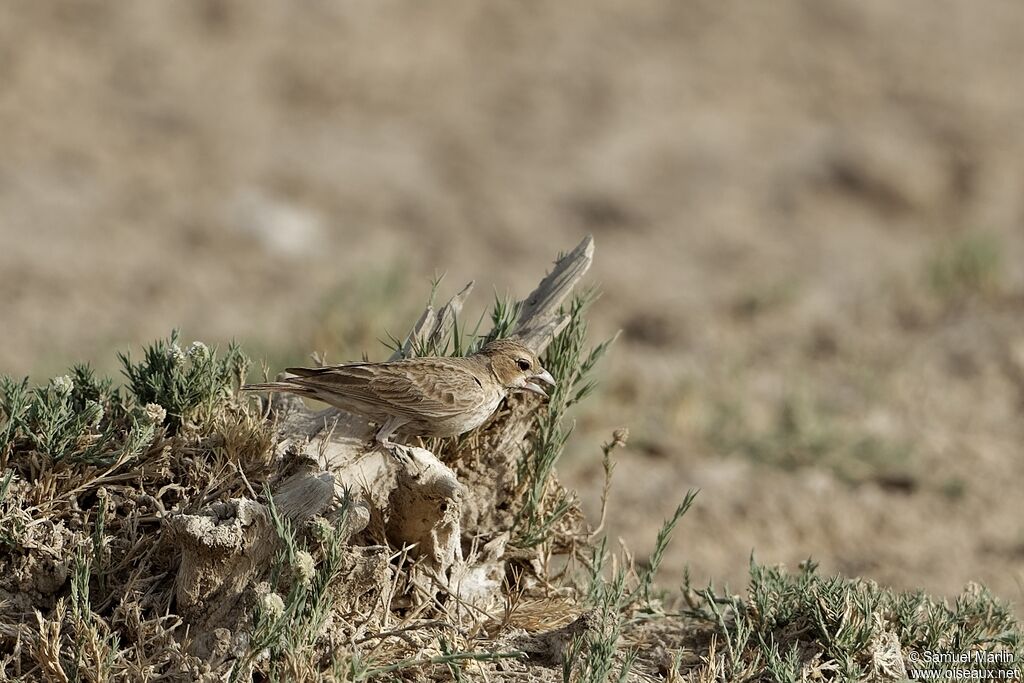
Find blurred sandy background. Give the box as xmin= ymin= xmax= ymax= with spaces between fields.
xmin=1 ymin=2 xmax=1022 ymax=608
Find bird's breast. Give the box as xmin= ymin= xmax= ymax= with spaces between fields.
xmin=417 ymin=385 xmax=505 ymax=437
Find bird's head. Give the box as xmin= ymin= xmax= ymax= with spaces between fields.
xmin=477 ymin=338 xmax=556 ymax=396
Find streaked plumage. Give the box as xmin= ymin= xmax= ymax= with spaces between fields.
xmin=243 ymin=338 xmax=554 ymax=447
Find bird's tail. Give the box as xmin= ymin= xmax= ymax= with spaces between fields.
xmin=240 ymin=381 xmax=315 ymax=398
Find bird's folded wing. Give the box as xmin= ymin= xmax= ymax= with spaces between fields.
xmin=284 ymin=359 xmax=481 ymax=419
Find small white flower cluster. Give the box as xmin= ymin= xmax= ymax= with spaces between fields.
xmin=188 ymin=341 xmax=210 ymax=361
xmin=260 ymin=591 xmax=285 ymax=618
xmin=309 ymin=517 xmax=334 ymax=542
xmin=143 ymin=403 xmax=167 ymax=425
xmin=51 ymin=375 xmax=74 ymax=396
xmin=167 ymin=343 xmax=186 ymax=366
xmin=294 ymin=551 xmax=316 ymax=586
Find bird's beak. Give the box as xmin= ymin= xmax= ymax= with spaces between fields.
xmin=521 ymin=369 xmax=556 ymax=396
xmin=522 ymin=382 xmax=546 ymax=396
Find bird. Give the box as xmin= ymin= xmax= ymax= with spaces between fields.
xmin=243 ymin=338 xmax=555 ymax=449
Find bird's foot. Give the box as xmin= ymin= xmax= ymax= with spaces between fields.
xmin=376 ymin=438 xmax=414 ymax=464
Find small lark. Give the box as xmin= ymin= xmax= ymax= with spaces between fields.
xmin=244 ymin=338 xmax=555 ymax=448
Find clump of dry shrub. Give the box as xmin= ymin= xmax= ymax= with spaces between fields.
xmin=1 ymin=265 xmax=1021 ymax=682
xmin=1 ymin=332 xmax=276 ymax=680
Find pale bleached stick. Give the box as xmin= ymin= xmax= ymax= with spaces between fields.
xmin=511 ymin=235 xmax=594 ymax=353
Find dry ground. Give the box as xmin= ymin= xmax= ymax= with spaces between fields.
xmin=1 ymin=0 xmax=1023 ymax=612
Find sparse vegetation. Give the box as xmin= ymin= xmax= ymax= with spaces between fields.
xmin=927 ymin=232 xmax=1004 ymax=306
xmin=313 ymin=267 xmax=416 ymax=364
xmin=687 ymin=560 xmax=1021 ymax=681
xmin=706 ymin=391 xmax=914 ymax=486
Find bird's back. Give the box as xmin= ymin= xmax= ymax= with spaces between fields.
xmin=277 ymin=355 xmax=504 ymax=436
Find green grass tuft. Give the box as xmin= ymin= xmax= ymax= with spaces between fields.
xmin=687 ymin=559 xmax=1022 ymax=681
xmin=118 ymin=330 xmax=248 ymax=432
xmin=514 ymin=291 xmax=615 ymax=548
xmin=927 ymin=232 xmax=1004 ymax=305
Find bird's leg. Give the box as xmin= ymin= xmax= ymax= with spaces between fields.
xmin=374 ymin=416 xmax=410 ymax=457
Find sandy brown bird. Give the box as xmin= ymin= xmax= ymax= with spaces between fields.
xmin=243 ymin=338 xmax=555 ymax=448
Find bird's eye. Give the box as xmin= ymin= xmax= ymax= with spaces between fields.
xmin=516 ymin=359 xmax=531 ymax=372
